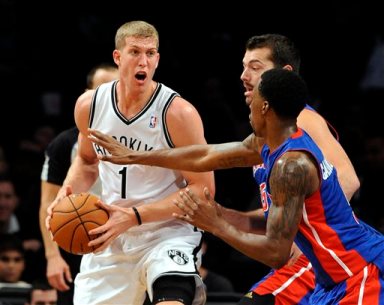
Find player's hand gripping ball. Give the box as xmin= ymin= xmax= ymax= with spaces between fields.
xmin=50 ymin=193 xmax=109 ymax=255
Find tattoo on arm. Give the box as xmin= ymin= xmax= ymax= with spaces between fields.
xmin=217 ymin=156 xmax=251 ymax=168
xmin=267 ymin=155 xmax=309 ymax=240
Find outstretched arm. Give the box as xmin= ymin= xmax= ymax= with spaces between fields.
xmin=173 ymin=151 xmax=318 ymax=269
xmin=88 ymin=129 xmax=263 ymax=171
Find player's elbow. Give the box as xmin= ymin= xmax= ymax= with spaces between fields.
xmin=268 ymin=252 xmax=290 ymax=269
xmin=264 ymin=242 xmax=291 ymax=269
xmin=345 ymin=176 xmax=361 ymax=200
xmin=352 ymin=177 xmax=361 ymax=195
xmin=195 ymin=172 xmax=215 ymax=197
xmin=194 ymin=157 xmax=215 ymax=172
xmin=206 ymin=174 xmax=215 ymax=197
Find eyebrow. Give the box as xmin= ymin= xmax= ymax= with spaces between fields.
xmin=0 ymin=255 xmax=24 ymax=262
xmin=247 ymin=59 xmax=264 ymax=65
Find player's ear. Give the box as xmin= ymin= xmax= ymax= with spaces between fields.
xmin=262 ymin=101 xmax=269 ymax=113
xmin=282 ymin=64 xmax=293 ymax=71
xmin=155 ymin=53 xmax=160 ymax=68
xmin=113 ymin=49 xmax=121 ymax=66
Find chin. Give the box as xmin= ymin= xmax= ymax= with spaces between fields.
xmin=250 ymin=124 xmax=259 ymax=136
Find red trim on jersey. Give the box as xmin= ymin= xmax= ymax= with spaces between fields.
xmin=254 ymin=255 xmax=315 ymax=304
xmin=291 ymin=128 xmax=303 ymax=139
xmin=301 ymin=190 xmax=367 ymax=283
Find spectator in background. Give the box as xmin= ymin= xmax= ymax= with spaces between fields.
xmin=0 ymin=175 xmax=43 ymax=284
xmin=0 ymin=234 xmax=31 ymax=287
xmin=39 ymin=62 xmax=118 ymax=305
xmin=9 ymin=125 xmax=56 ymax=284
xmin=0 ymin=176 xmax=20 ymax=236
xmin=0 ymin=175 xmax=41 ymax=252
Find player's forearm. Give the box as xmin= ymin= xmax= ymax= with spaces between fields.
xmin=137 ymin=174 xmax=215 ymax=224
xmin=337 ymin=166 xmax=360 ymax=201
xmin=211 ymin=221 xmax=291 ymax=269
xmin=89 ymin=128 xmax=260 ymax=170
xmin=40 ymin=181 xmax=61 ymax=258
xmin=133 ymin=145 xmax=216 ymax=171
xmin=221 ymin=207 xmax=266 ymax=233
xmin=131 ymin=142 xmax=259 ymax=172
xmin=63 ymin=156 xmax=99 ymax=193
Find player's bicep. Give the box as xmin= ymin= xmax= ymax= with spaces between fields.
xmin=165 ymin=97 xmax=215 ymax=193
xmin=74 ymin=91 xmax=94 ymax=134
xmin=77 ymin=132 xmax=98 ymax=165
xmin=267 ymin=153 xmax=312 ymax=242
xmin=74 ymin=91 xmax=98 ymax=164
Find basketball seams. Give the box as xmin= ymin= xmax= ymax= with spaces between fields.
xmin=50 ymin=193 xmax=109 ymax=255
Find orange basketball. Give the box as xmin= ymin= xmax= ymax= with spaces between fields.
xmin=50 ymin=193 xmax=109 ymax=255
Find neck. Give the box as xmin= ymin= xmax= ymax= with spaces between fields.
xmin=266 ymin=120 xmax=298 ymax=151
xmin=116 ymin=81 xmax=156 ymax=119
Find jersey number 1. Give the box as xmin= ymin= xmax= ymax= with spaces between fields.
xmin=119 ymin=167 xmax=127 ymax=199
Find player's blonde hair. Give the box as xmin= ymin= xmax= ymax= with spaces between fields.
xmin=115 ymin=20 xmax=159 ymax=50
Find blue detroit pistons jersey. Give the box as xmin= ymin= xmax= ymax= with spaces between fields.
xmin=253 ymin=104 xmax=337 ymax=220
xmin=252 ymin=163 xmax=270 ymax=217
xmin=260 ymin=128 xmax=384 ymax=288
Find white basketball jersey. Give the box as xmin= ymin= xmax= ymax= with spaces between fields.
xmin=76 ymin=81 xmax=205 ymax=305
xmin=89 ymin=80 xmax=186 ymax=221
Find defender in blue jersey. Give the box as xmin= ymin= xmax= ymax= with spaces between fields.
xmin=172 ymin=69 xmax=384 ymax=304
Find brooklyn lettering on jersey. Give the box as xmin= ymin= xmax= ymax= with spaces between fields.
xmin=94 ymin=135 xmax=154 ymax=155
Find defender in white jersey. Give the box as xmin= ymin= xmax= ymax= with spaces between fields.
xmin=46 ymin=20 xmax=214 ymax=305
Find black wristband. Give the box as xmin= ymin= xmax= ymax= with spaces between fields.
xmin=132 ymin=206 xmax=142 ymax=226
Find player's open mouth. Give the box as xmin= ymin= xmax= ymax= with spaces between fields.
xmin=135 ymin=72 xmax=146 ymax=81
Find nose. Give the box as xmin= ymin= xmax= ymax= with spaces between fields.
xmin=138 ymin=53 xmax=148 ymax=67
xmin=240 ymin=68 xmax=248 ymax=81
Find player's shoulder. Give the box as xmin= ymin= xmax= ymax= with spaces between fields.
xmin=299 ymin=106 xmax=323 ymax=119
xmin=298 ymin=107 xmax=327 ymax=129
xmin=158 ymin=82 xmax=203 ymax=130
xmin=274 ymin=150 xmax=318 ymax=187
xmin=167 ymin=95 xmax=199 ymax=118
xmin=75 ymin=90 xmax=96 ymax=128
xmin=75 ymin=89 xmax=95 ymax=109
xmin=157 ymin=82 xmax=179 ymax=95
